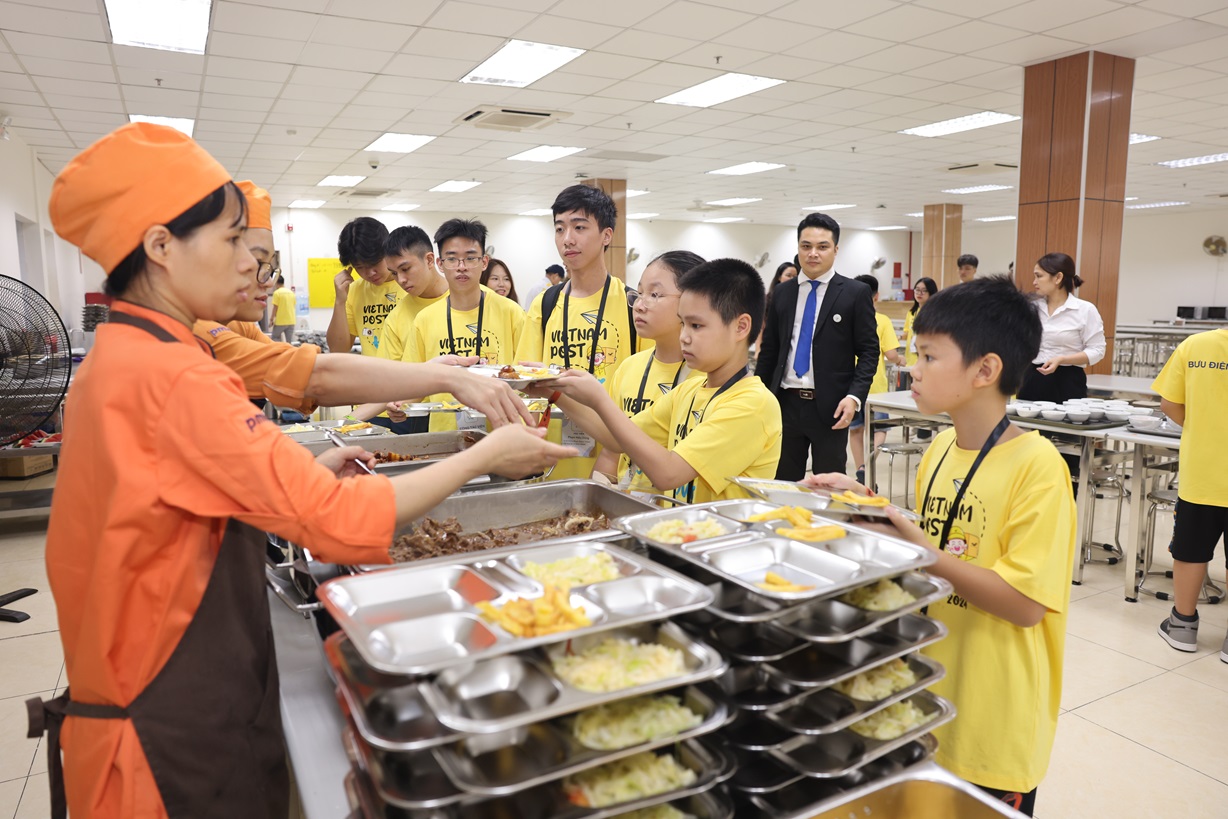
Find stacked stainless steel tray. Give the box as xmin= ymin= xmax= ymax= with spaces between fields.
xmin=319 ymin=538 xmax=738 ymax=818
xmin=611 ymin=500 xmax=957 ymax=818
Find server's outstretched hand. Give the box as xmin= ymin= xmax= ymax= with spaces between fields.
xmin=472 ymin=425 xmax=578 ymax=479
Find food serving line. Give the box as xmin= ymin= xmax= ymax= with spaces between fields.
xmin=266 ymin=419 xmax=1028 ymax=818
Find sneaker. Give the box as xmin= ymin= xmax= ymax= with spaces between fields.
xmin=1159 ymin=611 xmax=1198 ymax=652
xmin=855 ymin=467 xmax=866 ymax=487
xmin=1221 ymin=633 xmax=1227 ymax=664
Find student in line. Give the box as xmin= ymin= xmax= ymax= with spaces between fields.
xmin=600 ymin=250 xmax=706 ymax=494
xmin=481 ymin=257 xmax=519 ymax=304
xmin=543 ymin=258 xmax=781 ymax=504
xmin=848 ymin=273 xmax=902 ymax=489
xmin=957 ymin=253 xmax=979 ymax=283
xmin=270 ymin=274 xmax=296 ymax=343
xmin=375 ymin=225 xmax=449 ymax=365
xmin=819 ymin=276 xmax=1075 ymax=816
xmin=326 ymin=216 xmax=401 ymax=356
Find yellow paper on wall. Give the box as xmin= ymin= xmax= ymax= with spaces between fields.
xmin=307 ymin=257 xmax=349 ymax=308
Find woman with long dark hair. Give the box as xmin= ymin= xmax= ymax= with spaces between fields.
xmin=904 ymin=277 xmax=937 ymax=368
xmin=1016 ymin=252 xmax=1105 ymax=402
xmin=481 ymin=257 xmax=519 ymax=305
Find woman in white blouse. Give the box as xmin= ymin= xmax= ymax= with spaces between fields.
xmin=1017 ymin=252 xmax=1106 ymax=402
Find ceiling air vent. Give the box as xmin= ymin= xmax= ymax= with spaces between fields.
xmin=456 ymin=106 xmax=570 ymax=132
xmin=337 ymin=189 xmax=394 ymax=198
xmin=947 ymin=162 xmax=1018 ymax=175
xmin=586 ymin=150 xmax=667 ymax=163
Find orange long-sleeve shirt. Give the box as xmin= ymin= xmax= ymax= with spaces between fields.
xmin=193 ymin=320 xmax=318 ymax=412
xmin=49 ymin=302 xmax=395 ymax=818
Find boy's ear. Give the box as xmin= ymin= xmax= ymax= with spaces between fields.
xmin=733 ymin=312 xmax=752 ymax=341
xmin=972 ymin=352 xmax=1004 ymax=389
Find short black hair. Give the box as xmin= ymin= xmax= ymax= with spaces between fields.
xmin=338 ymin=216 xmax=389 ymax=267
xmin=678 ymin=257 xmax=765 ymax=341
xmin=957 ymin=254 xmax=979 ymax=269
xmin=913 ymin=275 xmax=1040 ymax=396
xmin=552 ymin=184 xmax=617 ymax=232
xmin=545 ymin=264 xmax=565 ymax=277
xmin=648 ymin=250 xmax=706 ymax=284
xmin=797 ymin=212 xmax=841 ymax=244
xmin=107 ymin=181 xmax=246 ymax=297
xmin=854 ymin=273 xmax=880 ymax=294
xmin=275 ymin=274 xmax=285 ymax=286
xmin=384 ymin=225 xmax=432 ymax=259
xmin=433 ymin=218 xmax=487 ymax=254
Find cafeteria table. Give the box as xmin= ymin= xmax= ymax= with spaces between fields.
xmin=1106 ymin=428 xmax=1181 ymax=602
xmin=867 ymin=392 xmax=1115 ymax=585
xmin=1085 ymin=374 xmax=1158 ymax=400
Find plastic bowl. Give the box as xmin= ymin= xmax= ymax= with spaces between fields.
xmin=1085 ymin=408 xmax=1105 ymax=420
xmin=1105 ymin=411 xmax=1131 ymax=422
xmin=1041 ymin=410 xmax=1067 ymax=422
xmin=1016 ymin=406 xmax=1041 ymax=418
xmin=1130 ymin=415 xmax=1161 ymax=430
xmin=1065 ymin=410 xmax=1091 ymax=423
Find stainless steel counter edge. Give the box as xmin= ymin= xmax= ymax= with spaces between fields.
xmin=269 ymin=587 xmax=351 ymax=819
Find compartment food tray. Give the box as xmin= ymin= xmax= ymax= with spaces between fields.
xmin=321 ymin=541 xmax=713 ymax=676
xmin=420 ymin=621 xmax=728 ymax=735
xmin=468 ymin=363 xmax=563 ymax=391
xmin=728 ymin=478 xmax=922 ymax=522
xmin=765 ymin=572 xmax=953 ymax=644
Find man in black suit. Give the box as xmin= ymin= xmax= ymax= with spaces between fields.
xmin=755 ymin=212 xmax=879 ymax=479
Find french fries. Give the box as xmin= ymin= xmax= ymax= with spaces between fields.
xmin=476 ymin=584 xmax=591 ymax=638
xmin=776 ymin=524 xmax=847 ymax=543
xmin=756 ymin=571 xmax=815 ymax=593
xmin=746 ymin=505 xmax=813 ymax=527
xmin=334 ymin=421 xmax=373 ymax=434
xmin=831 ymin=490 xmax=891 ymax=507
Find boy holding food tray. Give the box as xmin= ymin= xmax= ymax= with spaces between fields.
xmin=542 ymin=257 xmax=781 ymax=504
xmin=807 ymin=276 xmax=1074 ymax=816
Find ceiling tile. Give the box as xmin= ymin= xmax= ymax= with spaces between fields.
xmin=635 ymin=2 xmax=753 ymax=41
xmin=0 ymin=2 xmax=106 ymax=40
xmin=787 ymin=31 xmax=893 ymax=63
xmin=41 ymin=93 xmax=124 ymax=114
xmin=212 ymin=1 xmax=320 ymax=40
xmin=848 ymin=44 xmax=949 ymax=73
xmin=983 ymin=0 xmax=1120 ymax=32
xmin=204 ymin=75 xmax=284 ymax=98
xmin=1049 ymin=6 xmax=1183 ymax=45
xmin=205 ymin=56 xmax=295 ymax=83
xmin=382 ymin=53 xmax=472 ymax=81
xmin=597 ymin=30 xmax=701 ymax=61
xmin=209 ymin=31 xmax=304 ymax=63
xmin=117 ymin=67 xmax=202 ymax=92
xmin=3 ymin=31 xmax=111 ymax=62
xmin=967 ymin=34 xmax=1083 ymax=65
xmin=844 ymin=4 xmax=971 ymax=42
xmin=401 ymin=28 xmax=504 ymax=59
xmin=909 ymin=20 xmax=1027 ymax=53
xmin=282 ymin=83 xmax=363 ymax=104
xmin=421 ymin=1 xmax=533 ymax=38
xmin=15 ymin=56 xmax=108 ymax=82
xmin=297 ymin=43 xmax=393 ymax=73
xmin=327 ymin=0 xmax=442 ymax=25
xmin=310 ymin=16 xmax=416 ymax=51
xmin=34 ymin=76 xmax=120 ymax=99
xmin=768 ymin=0 xmax=903 ymax=30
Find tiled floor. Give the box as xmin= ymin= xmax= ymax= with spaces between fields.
xmin=1 ymin=461 xmax=1226 ymax=818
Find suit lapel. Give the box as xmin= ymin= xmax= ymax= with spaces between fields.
xmin=778 ymin=278 xmax=800 ymax=347
xmin=812 ymin=273 xmax=844 ymax=340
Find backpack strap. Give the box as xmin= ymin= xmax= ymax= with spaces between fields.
xmin=539 ymin=278 xmax=637 ymax=349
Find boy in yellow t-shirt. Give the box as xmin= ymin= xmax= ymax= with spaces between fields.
xmin=1152 ymin=328 xmax=1228 ymax=661
xmin=848 ymin=274 xmax=903 ymax=488
xmin=816 ymin=276 xmax=1074 ymax=816
xmin=378 ymin=225 xmax=448 ymax=364
xmin=516 ymin=184 xmax=650 ymax=479
xmin=603 ymin=250 xmax=706 ymax=494
xmin=326 ymin=217 xmax=402 ymax=357
xmin=546 ymin=258 xmax=781 ymax=504
xmin=403 ymin=219 xmax=525 ymax=432
xmin=270 ymin=275 xmax=296 ymax=344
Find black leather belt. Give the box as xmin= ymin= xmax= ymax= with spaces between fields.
xmin=782 ymin=388 xmax=815 ymax=400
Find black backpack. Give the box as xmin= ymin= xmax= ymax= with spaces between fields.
xmin=539 ymin=280 xmax=638 ymax=348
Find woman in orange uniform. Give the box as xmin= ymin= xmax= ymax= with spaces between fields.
xmin=26 ymin=122 xmax=574 ymax=819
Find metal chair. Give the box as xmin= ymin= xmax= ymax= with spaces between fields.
xmin=873 ymin=441 xmax=927 ymax=509
xmin=1082 ymin=449 xmax=1130 ymax=566
xmin=1137 ymin=488 xmax=1224 ymax=604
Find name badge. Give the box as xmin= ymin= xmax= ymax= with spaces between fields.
xmin=833 ymin=314 xmax=842 ymax=323
xmin=561 ymin=416 xmax=597 ymax=457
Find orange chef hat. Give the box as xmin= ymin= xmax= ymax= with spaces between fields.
xmin=236 ymin=180 xmax=272 ymax=231
xmin=49 ymin=122 xmax=233 ymax=274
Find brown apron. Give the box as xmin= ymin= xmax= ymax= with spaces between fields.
xmin=27 ymin=311 xmax=290 ymax=819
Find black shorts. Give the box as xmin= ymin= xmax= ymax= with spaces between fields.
xmin=977 ymin=785 xmax=1037 ymax=816
xmin=1170 ymin=498 xmax=1228 ymax=565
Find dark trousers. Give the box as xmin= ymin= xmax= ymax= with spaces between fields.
xmin=370 ymin=415 xmax=428 ymax=435
xmin=775 ymin=390 xmax=849 ymax=480
xmin=1017 ymin=364 xmax=1087 ymax=403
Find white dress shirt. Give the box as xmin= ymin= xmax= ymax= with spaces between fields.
xmin=781 ymin=270 xmax=837 ymax=390
xmin=1034 ymin=293 xmax=1106 ymax=366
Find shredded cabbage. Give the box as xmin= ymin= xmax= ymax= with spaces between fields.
xmin=553 ymin=639 xmax=687 ymax=693
xmin=839 ymin=578 xmax=917 ymax=612
xmin=644 ymin=519 xmax=730 ymax=544
xmin=834 ymin=658 xmax=918 ymax=702
xmin=522 ymin=552 xmax=621 ymax=590
xmin=573 ymin=695 xmax=702 ymax=750
xmin=848 ymin=699 xmax=932 ymax=740
xmin=563 ymin=752 xmax=696 ymax=808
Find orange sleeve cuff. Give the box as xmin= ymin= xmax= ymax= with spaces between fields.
xmin=260 ymin=344 xmax=320 ymax=413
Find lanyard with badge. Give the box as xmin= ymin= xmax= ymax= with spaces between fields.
xmin=621 ymin=356 xmax=688 ymax=490
xmin=446 ymin=292 xmax=485 ymax=362
xmin=561 ymin=276 xmax=612 ymax=373
xmin=919 ymin=415 xmax=1011 ymax=551
xmin=674 ymin=367 xmax=750 ymax=503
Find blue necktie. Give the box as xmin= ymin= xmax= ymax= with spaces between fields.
xmin=793 ymin=279 xmax=820 ymax=378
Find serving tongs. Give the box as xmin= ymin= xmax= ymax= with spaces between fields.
xmin=327 ymin=430 xmax=377 ymax=475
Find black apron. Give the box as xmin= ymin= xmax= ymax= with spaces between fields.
xmin=1017 ymin=364 xmax=1087 ymax=403
xmin=27 ymin=311 xmax=289 ymax=819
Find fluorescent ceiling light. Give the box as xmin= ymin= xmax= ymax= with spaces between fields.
xmin=942 ymin=184 xmax=1014 ymax=194
xmin=1126 ymin=201 xmax=1188 ymax=209
xmin=461 ymin=39 xmax=584 ymax=88
xmin=128 ymin=114 xmax=194 ymax=137
xmin=1157 ymin=153 xmax=1228 ymax=168
xmin=626 ymin=189 xmax=650 ymax=198
xmin=867 ymin=225 xmax=909 ymax=231
xmin=1124 ymin=196 xmax=1139 ymax=201
xmin=900 ymin=111 xmax=1020 ymax=138
xmin=1129 ymin=133 xmax=1161 ymax=145
xmin=508 ymin=145 xmax=585 ymax=163
xmin=627 ymin=213 xmax=659 ymax=220
xmin=318 ymin=175 xmax=366 ymax=187
xmin=975 ymin=215 xmax=1016 ymax=222
xmin=382 ymin=204 xmax=419 ymax=212
xmin=804 ymin=204 xmax=856 ymax=211
xmin=519 ymin=208 xmax=553 ymax=216
xmin=105 ymin=0 xmax=210 ymax=54
xmin=704 ymin=217 xmax=745 ymax=223
xmin=708 ymin=197 xmax=761 ymax=206
xmin=709 ymin=162 xmax=785 ymax=176
xmin=364 ymin=133 xmax=436 ymax=153
xmin=430 ymin=180 xmax=482 ymax=193
xmin=656 ymin=72 xmax=785 ymax=108
xmin=905 ymin=212 xmax=924 ymax=218
xmin=288 ymin=199 xmax=325 ymax=209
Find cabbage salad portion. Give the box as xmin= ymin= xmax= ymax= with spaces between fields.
xmin=834 ymin=658 xmax=919 ymax=702
xmin=848 ymin=699 xmax=933 ymax=740
xmin=839 ymin=577 xmax=917 ymax=612
xmin=573 ymin=695 xmax=702 ymax=750
xmin=563 ymin=751 xmax=697 ymax=808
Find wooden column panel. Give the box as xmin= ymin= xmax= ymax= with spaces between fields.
xmin=1019 ymin=61 xmax=1055 ymax=206
xmin=1049 ymin=53 xmax=1089 ymax=203
xmin=922 ymin=203 xmax=962 ymax=289
xmin=581 ymin=178 xmax=627 ymax=281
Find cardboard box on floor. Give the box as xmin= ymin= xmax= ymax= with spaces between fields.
xmin=0 ymin=454 xmax=55 ymax=479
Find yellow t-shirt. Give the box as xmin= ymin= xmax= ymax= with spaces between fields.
xmin=405 ymin=288 xmax=526 ymax=432
xmin=865 ymin=312 xmax=900 ymax=394
xmin=914 ymin=427 xmax=1075 ymax=792
xmin=904 ymin=309 xmax=918 ymax=367
xmin=344 ymin=277 xmax=404 ymax=357
xmin=378 ymin=290 xmax=448 ymax=362
xmin=271 ymin=287 xmax=296 ymax=326
xmin=1152 ymin=328 xmax=1228 ymax=506
xmin=517 ymin=277 xmax=651 ymax=480
xmin=631 ymin=374 xmax=781 ymax=504
xmin=606 ymin=349 xmax=701 ymax=493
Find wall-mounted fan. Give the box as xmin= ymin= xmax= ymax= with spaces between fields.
xmin=1203 ymin=236 xmax=1226 ymax=257
xmin=754 ymin=252 xmax=770 ymax=269
xmin=486 ymin=244 xmax=497 ymax=257
xmin=627 ymin=248 xmax=640 ymax=264
xmin=871 ymin=257 xmax=887 ymax=272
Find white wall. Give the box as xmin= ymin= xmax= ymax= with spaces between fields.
xmin=270 ymin=206 xmax=916 ymax=332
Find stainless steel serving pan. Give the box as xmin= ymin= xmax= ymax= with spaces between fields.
xmin=765 ymin=572 xmax=953 ymax=644
xmin=320 ymin=541 xmax=713 ymax=676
